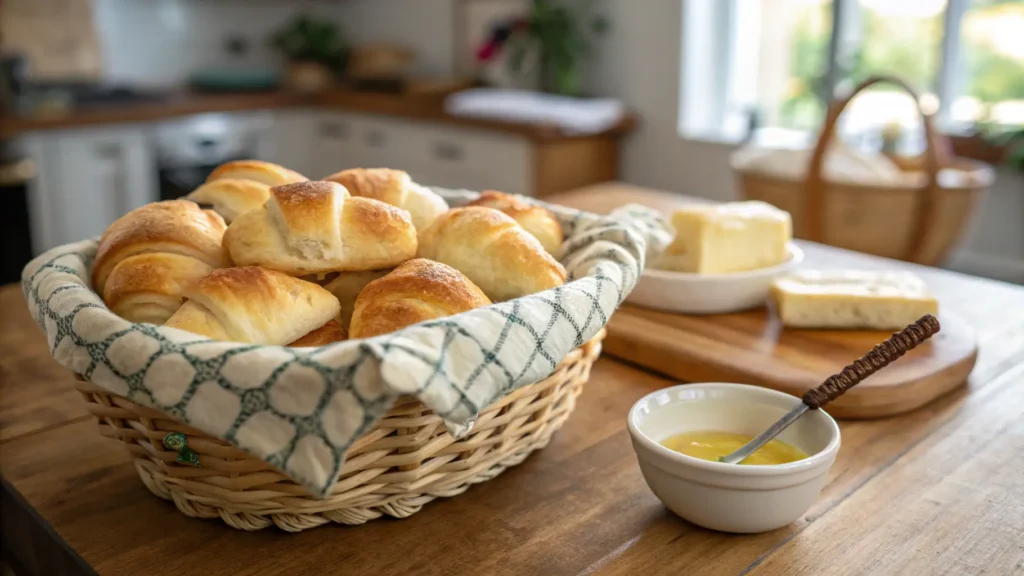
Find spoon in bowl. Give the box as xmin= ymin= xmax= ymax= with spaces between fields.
xmin=718 ymin=314 xmax=941 ymax=465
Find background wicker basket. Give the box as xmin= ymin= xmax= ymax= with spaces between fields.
xmin=74 ymin=330 xmax=604 ymax=532
xmin=737 ymin=75 xmax=994 ymax=266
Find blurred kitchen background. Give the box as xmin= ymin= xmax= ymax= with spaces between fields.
xmin=1 ymin=0 xmax=1022 ymax=285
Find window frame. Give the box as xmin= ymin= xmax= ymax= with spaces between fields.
xmin=680 ymin=0 xmax=985 ymax=143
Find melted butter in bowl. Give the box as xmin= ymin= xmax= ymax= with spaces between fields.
xmin=661 ymin=430 xmax=808 ymax=465
xmin=627 ymin=383 xmax=841 ymax=533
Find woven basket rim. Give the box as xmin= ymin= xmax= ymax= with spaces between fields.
xmin=736 ymin=157 xmax=994 ymax=193
xmin=75 ymin=331 xmax=605 ymax=530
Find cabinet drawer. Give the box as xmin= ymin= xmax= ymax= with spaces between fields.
xmin=31 ymin=126 xmax=156 ymax=251
xmin=311 ymin=112 xmax=361 ymax=177
xmin=313 ymin=113 xmax=425 ymax=177
xmin=313 ymin=113 xmax=533 ymax=196
xmin=269 ymin=110 xmax=317 ymax=178
xmin=405 ymin=124 xmax=532 ymax=196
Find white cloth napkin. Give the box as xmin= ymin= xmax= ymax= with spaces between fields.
xmin=445 ymin=88 xmax=626 ymax=135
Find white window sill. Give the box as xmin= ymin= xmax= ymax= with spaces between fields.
xmin=679 ymin=126 xmax=817 ymax=150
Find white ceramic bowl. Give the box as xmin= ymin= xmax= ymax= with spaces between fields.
xmin=627 ymin=383 xmax=840 ymax=534
xmin=627 ymin=243 xmax=804 ymax=314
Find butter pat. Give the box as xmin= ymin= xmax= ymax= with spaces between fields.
xmin=657 ymin=201 xmax=792 ymax=274
xmin=772 ymin=270 xmax=939 ymax=330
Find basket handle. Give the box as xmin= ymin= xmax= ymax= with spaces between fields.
xmin=804 ymin=75 xmax=942 ymax=263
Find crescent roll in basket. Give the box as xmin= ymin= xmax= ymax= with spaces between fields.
xmin=206 ymin=160 xmax=308 ymax=188
xmin=92 ymin=199 xmax=231 ymax=298
xmin=164 ymin=266 xmax=341 ymax=345
xmin=468 ymin=190 xmax=563 ymax=254
xmin=350 ymin=259 xmax=491 ymax=339
xmin=418 ymin=207 xmax=567 ymax=302
xmin=323 ymin=268 xmax=394 ymax=329
xmin=187 ymin=179 xmax=272 ymax=223
xmin=289 ymin=319 xmax=348 ymax=347
xmin=324 ymin=168 xmax=448 ymax=232
xmin=223 ymin=181 xmax=418 ymax=276
xmin=103 ymin=253 xmax=215 ymax=324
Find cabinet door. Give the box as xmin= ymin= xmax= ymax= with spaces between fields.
xmin=311 ymin=112 xmax=363 ymax=177
xmin=267 ymin=110 xmax=316 ymax=177
xmin=350 ymin=114 xmax=417 ymax=172
xmin=313 ymin=113 xmax=533 ymax=195
xmin=412 ymin=125 xmax=532 ymax=195
xmin=38 ymin=126 xmax=156 ymax=250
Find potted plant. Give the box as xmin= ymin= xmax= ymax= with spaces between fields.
xmin=475 ymin=0 xmax=607 ymax=96
xmin=271 ymin=15 xmax=347 ymax=93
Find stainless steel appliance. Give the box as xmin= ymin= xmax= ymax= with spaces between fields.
xmin=155 ymin=112 xmax=274 ymax=201
xmin=0 ymin=141 xmax=35 ymax=285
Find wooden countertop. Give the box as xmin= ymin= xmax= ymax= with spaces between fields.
xmin=3 ymin=185 xmax=1024 ymax=575
xmin=0 ymin=89 xmax=637 ymax=143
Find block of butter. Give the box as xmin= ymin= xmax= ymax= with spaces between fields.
xmin=772 ymin=270 xmax=939 ymax=330
xmin=656 ymin=201 xmax=792 ymax=274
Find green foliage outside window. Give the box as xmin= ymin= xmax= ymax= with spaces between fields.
xmin=779 ymin=0 xmax=1024 ymax=131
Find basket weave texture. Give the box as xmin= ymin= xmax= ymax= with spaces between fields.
xmin=75 ymin=331 xmax=603 ymax=532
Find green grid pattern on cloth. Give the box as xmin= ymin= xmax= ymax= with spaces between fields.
xmin=22 ymin=189 xmax=668 ymax=497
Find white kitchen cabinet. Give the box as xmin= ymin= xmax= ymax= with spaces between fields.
xmin=310 ymin=112 xmax=417 ymax=177
xmin=308 ymin=111 xmax=533 ymax=195
xmin=27 ymin=125 xmax=156 ymax=253
xmin=266 ymin=110 xmax=317 ymax=178
xmin=408 ymin=123 xmax=532 ymax=196
xmin=308 ymin=112 xmax=359 ymax=178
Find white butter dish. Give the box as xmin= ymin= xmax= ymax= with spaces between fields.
xmin=628 ymin=243 xmax=804 ymax=314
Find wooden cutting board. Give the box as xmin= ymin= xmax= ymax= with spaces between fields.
xmin=546 ymin=182 xmax=979 ymax=419
xmin=604 ymin=305 xmax=976 ymax=418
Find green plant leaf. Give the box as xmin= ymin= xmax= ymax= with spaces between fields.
xmin=270 ymin=14 xmax=347 ymax=66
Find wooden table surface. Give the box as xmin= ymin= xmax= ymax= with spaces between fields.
xmin=3 ymin=185 xmax=1024 ymax=575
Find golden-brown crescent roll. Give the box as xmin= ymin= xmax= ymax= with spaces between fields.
xmin=468 ymin=190 xmax=563 ymax=254
xmin=323 ymin=268 xmax=393 ymax=329
xmin=103 ymin=253 xmax=215 ymax=324
xmin=92 ymin=199 xmax=230 ymax=295
xmin=324 ymin=168 xmax=448 ymax=231
xmin=350 ymin=258 xmax=491 ymax=339
xmin=206 ymin=160 xmax=308 ymax=188
xmin=417 ymin=207 xmax=567 ymax=302
xmin=187 ymin=178 xmax=271 ymax=223
xmin=289 ymin=319 xmax=348 ymax=347
xmin=164 ymin=266 xmax=341 ymax=345
xmin=223 ymin=181 xmax=417 ymax=276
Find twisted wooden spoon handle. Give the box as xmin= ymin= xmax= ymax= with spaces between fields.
xmin=802 ymin=315 xmax=941 ymax=409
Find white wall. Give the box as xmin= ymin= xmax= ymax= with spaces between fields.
xmin=93 ymin=0 xmax=343 ymax=86
xmin=582 ymin=1 xmax=737 ymax=199
xmin=91 ymin=0 xmax=453 ymax=87
xmin=337 ymin=0 xmax=455 ymax=77
xmin=947 ymin=168 xmax=1024 ymax=283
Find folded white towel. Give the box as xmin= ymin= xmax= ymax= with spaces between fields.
xmin=445 ymin=88 xmax=626 ymax=135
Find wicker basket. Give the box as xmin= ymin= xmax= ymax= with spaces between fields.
xmin=737 ymin=75 xmax=993 ymax=266
xmin=75 ymin=331 xmax=604 ymax=532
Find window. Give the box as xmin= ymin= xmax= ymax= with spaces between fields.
xmin=680 ymin=0 xmax=1024 ymax=143
xmin=956 ymin=0 xmax=1024 ymax=126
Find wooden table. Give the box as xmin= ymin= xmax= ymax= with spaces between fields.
xmin=3 ymin=185 xmax=1024 ymax=575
